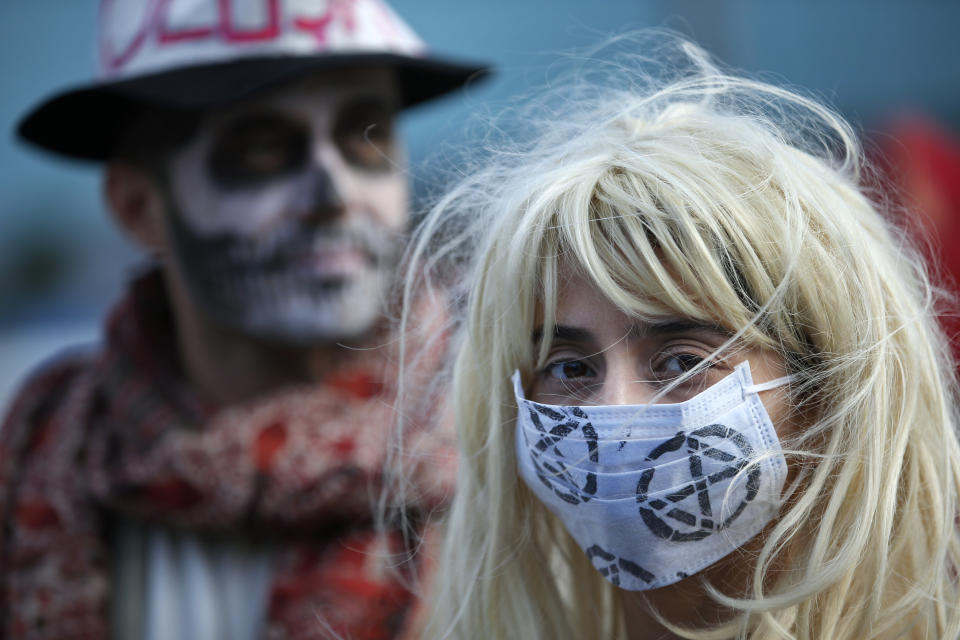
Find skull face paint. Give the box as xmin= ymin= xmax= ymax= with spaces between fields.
xmin=162 ymin=69 xmax=407 ymax=344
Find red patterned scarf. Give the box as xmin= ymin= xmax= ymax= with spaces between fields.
xmin=0 ymin=271 xmax=454 ymax=639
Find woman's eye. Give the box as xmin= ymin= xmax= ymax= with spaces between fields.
xmin=653 ymin=352 xmax=707 ymax=381
xmin=544 ymin=360 xmax=595 ymax=381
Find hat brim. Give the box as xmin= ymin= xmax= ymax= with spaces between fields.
xmin=17 ymin=52 xmax=489 ymax=161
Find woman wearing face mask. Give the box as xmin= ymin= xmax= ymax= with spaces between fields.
xmin=397 ymin=37 xmax=960 ymax=640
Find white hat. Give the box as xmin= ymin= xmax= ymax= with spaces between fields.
xmin=19 ymin=0 xmax=488 ymax=160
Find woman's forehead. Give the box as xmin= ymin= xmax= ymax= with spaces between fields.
xmin=542 ymin=265 xmax=714 ymax=328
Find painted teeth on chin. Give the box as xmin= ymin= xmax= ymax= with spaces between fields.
xmin=258 ymin=271 xmax=276 ymax=304
xmin=229 ymin=274 xmax=246 ymax=307
xmin=254 ymin=241 xmax=272 ymax=265
xmin=211 ymin=255 xmax=241 ymax=279
xmin=228 ymin=243 xmax=249 ymax=265
xmin=259 ymin=234 xmax=282 ymax=262
xmin=274 ymin=273 xmax=290 ymax=305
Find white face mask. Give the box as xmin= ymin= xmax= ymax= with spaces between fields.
xmin=514 ymin=361 xmax=793 ymax=590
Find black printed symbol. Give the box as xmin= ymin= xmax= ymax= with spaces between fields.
xmin=635 ymin=424 xmax=760 ymax=542
xmin=586 ymin=544 xmax=654 ymax=586
xmin=524 ymin=403 xmax=598 ymax=505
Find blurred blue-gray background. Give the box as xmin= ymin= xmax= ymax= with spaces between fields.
xmin=3 ymin=0 xmax=960 ymax=407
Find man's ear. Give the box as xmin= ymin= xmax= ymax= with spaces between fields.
xmin=103 ymin=161 xmax=167 ymax=252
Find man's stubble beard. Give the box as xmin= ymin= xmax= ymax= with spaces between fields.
xmin=161 ymin=191 xmax=403 ymax=346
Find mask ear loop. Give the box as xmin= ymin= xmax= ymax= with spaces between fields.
xmin=744 ymin=374 xmax=798 ymax=394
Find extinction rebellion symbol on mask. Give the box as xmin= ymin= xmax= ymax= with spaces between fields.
xmin=636 ymin=424 xmax=760 ymax=542
xmin=586 ymin=544 xmax=655 ymax=587
xmin=524 ymin=404 xmax=598 ymax=505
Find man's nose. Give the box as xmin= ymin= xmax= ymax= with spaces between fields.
xmin=300 ymin=143 xmax=351 ymax=224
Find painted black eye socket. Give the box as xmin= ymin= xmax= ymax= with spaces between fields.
xmin=207 ymin=114 xmax=309 ymax=188
xmin=333 ymin=98 xmax=397 ymax=171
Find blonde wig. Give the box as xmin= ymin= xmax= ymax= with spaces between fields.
xmin=400 ymin=36 xmax=960 ymax=639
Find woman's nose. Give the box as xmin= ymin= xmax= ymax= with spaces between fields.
xmin=597 ymin=358 xmax=657 ymax=406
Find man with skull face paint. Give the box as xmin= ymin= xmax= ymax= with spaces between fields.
xmin=153 ymin=69 xmax=413 ymax=387
xmin=0 ymin=1 xmax=486 ymax=638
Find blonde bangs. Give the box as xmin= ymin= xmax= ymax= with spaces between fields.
xmin=542 ymin=139 xmax=800 ymax=356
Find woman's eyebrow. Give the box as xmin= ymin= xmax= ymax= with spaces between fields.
xmin=531 ymin=325 xmax=593 ymax=344
xmin=628 ymin=319 xmax=731 ymax=339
